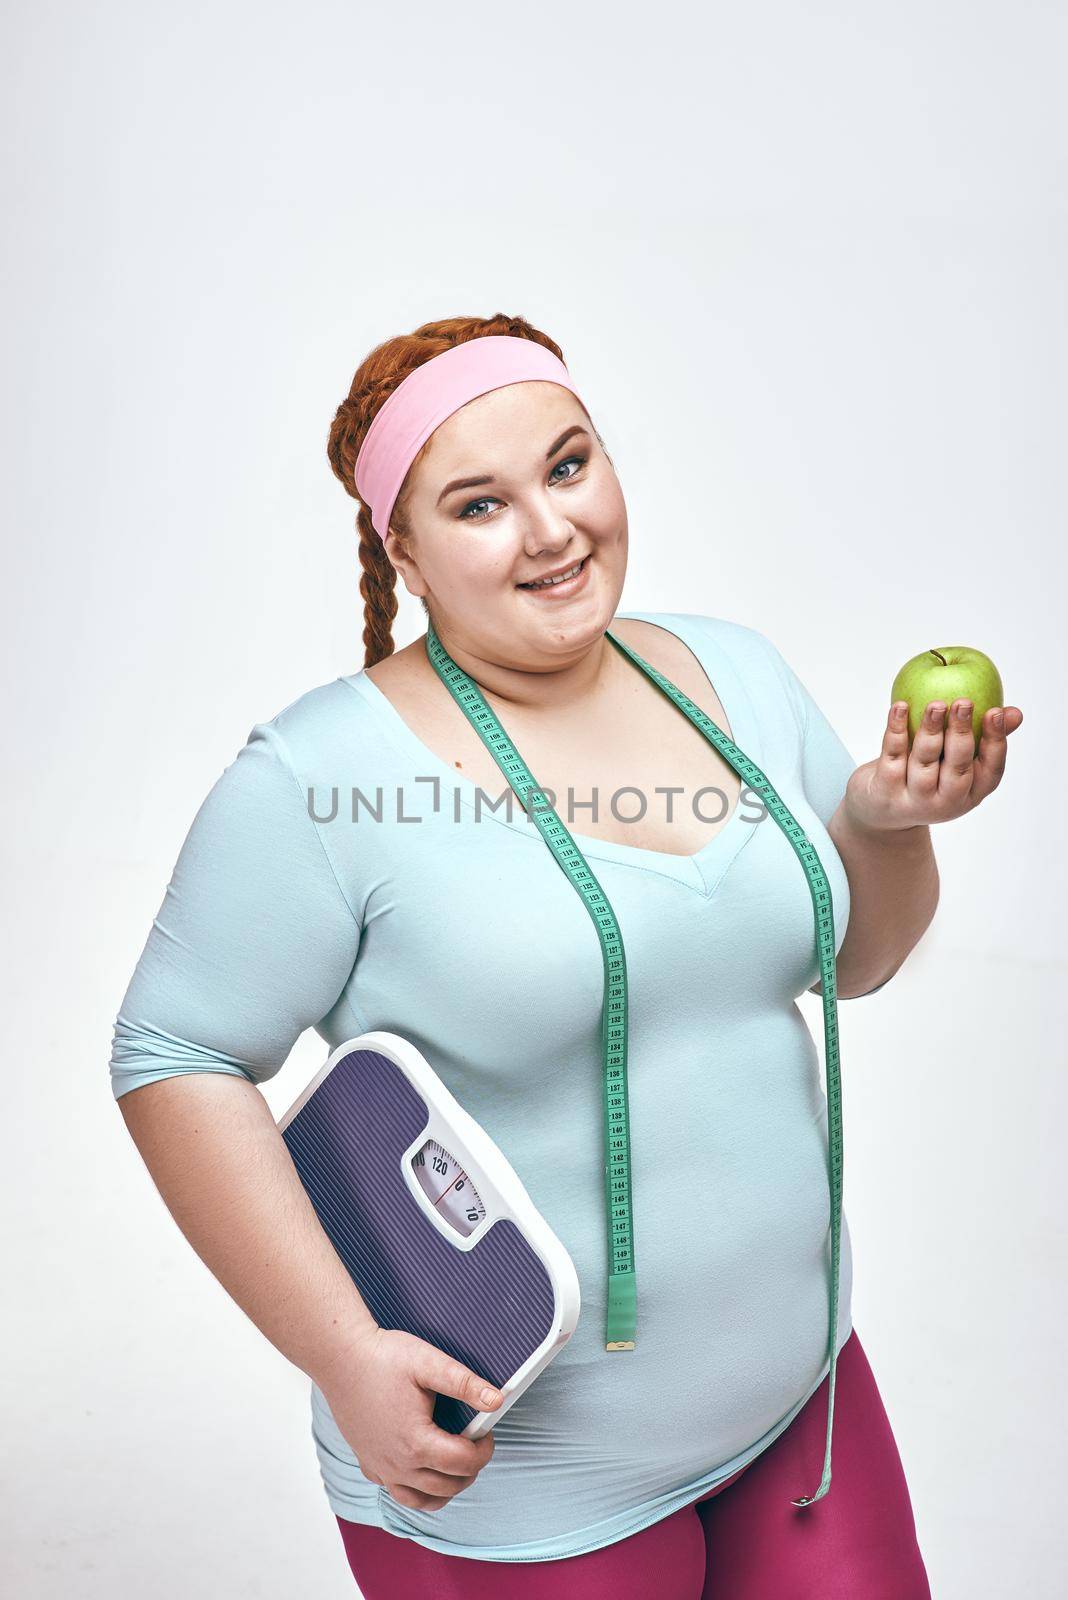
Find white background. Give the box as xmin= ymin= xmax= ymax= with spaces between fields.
xmin=2 ymin=2 xmax=1063 ymax=1595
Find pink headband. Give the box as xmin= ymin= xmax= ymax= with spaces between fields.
xmin=353 ymin=335 xmax=586 ymax=539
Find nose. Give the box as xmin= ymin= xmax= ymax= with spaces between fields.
xmin=521 ymin=494 xmax=575 ymax=557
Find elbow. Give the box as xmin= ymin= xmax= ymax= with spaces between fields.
xmin=809 ymin=970 xmax=897 ymax=1000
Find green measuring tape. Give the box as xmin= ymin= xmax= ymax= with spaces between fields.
xmin=424 ymin=618 xmax=844 ymax=1508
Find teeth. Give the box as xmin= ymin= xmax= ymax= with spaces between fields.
xmin=522 ymin=559 xmax=584 ymax=589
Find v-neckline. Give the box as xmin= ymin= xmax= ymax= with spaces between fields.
xmin=341 ymin=611 xmax=765 ymax=897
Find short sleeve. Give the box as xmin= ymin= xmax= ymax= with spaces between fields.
xmin=759 ymin=636 xmax=859 ymax=829
xmin=108 ymin=720 xmax=362 ymax=1100
xmin=758 ymin=634 xmax=890 ymax=999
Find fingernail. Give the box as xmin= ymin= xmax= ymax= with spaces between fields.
xmin=481 ymin=1387 xmax=500 ymax=1406
xmin=956 ymin=701 xmax=971 ymax=720
xmin=993 ymin=709 xmax=1004 ymax=730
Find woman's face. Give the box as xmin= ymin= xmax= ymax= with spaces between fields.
xmin=384 ymin=380 xmax=628 ymax=667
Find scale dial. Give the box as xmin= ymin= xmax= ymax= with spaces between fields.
xmin=411 ymin=1137 xmax=487 ymax=1238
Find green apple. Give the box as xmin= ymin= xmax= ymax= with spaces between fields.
xmin=891 ymin=646 xmax=1004 ymax=757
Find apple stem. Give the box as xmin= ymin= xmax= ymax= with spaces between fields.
xmin=929 ymin=650 xmax=948 ymax=667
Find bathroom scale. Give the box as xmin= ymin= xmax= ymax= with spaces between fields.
xmin=276 ymin=1030 xmax=582 ymax=1439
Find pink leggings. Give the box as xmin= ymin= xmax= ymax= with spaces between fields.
xmin=335 ymin=1328 xmax=931 ymax=1598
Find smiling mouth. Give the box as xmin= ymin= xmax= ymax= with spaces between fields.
xmin=517 ymin=555 xmax=590 ymax=590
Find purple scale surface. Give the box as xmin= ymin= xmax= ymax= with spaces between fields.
xmin=281 ymin=1046 xmax=558 ymax=1433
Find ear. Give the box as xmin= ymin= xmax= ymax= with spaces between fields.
xmin=383 ymin=530 xmax=428 ymax=601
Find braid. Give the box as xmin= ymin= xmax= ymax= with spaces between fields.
xmin=355 ymin=503 xmax=400 ymax=669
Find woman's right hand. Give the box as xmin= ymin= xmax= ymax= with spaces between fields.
xmin=320 ymin=1326 xmax=504 ymax=1512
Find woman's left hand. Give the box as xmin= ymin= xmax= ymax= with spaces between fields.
xmin=842 ymin=697 xmax=1024 ymax=835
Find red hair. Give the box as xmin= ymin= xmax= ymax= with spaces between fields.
xmin=327 ymin=313 xmax=569 ymax=668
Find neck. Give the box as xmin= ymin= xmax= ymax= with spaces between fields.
xmin=424 ymin=616 xmax=625 ymax=717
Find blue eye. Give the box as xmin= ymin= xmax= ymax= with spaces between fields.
xmin=551 ymin=454 xmax=586 ymax=485
xmin=458 ymin=455 xmax=587 ymax=522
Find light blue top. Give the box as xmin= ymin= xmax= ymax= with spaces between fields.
xmin=109 ymin=611 xmax=875 ymax=1564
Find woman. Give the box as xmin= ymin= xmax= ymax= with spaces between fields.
xmin=111 ymin=314 xmax=1021 ymax=1597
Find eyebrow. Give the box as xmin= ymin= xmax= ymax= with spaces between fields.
xmin=436 ymin=425 xmax=591 ymax=507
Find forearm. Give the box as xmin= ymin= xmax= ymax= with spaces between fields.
xmin=812 ymin=806 xmax=940 ymax=998
xmin=117 ymin=1071 xmax=376 ymax=1390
